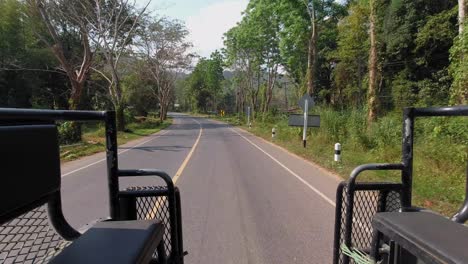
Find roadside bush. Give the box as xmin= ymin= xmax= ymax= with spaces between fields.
xmin=319 ymin=108 xmax=347 ymax=143
xmin=58 ymin=121 xmax=82 ymax=145
xmin=133 ymin=116 xmax=162 ymax=129
xmin=346 ymin=109 xmax=371 ymax=148
xmin=239 ymin=105 xmax=466 ymax=215
xmin=369 ymin=115 xmax=401 ymax=150
xmin=124 ymin=108 xmax=135 ymax=124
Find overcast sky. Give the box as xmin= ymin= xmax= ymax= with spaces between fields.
xmin=139 ymin=0 xmax=248 ymax=58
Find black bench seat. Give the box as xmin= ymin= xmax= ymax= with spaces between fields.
xmin=372 ymin=211 xmax=468 ymax=264
xmin=49 ymin=220 xmax=164 ymax=264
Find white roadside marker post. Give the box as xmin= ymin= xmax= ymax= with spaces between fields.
xmin=303 ymin=99 xmax=308 ymax=148
xmin=334 ymin=143 xmax=341 ymax=162
xmin=272 ymin=127 xmax=276 ymax=139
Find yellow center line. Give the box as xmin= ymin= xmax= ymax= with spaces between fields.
xmin=172 ymin=118 xmax=203 ymax=183
xmin=146 ymin=118 xmax=203 ymax=219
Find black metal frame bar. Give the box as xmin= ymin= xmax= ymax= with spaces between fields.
xmin=334 ymin=105 xmax=468 ymax=264
xmin=333 ymin=182 xmax=345 ymax=264
xmin=0 ymin=108 xmax=113 ymax=241
xmin=402 ymin=106 xmax=468 ymax=222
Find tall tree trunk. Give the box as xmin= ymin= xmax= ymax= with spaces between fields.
xmin=68 ymin=80 xmax=84 ymax=110
xmin=160 ymin=105 xmax=164 ymax=122
xmin=159 ymin=105 xmax=165 ymax=122
xmin=367 ymin=0 xmax=379 ymax=124
xmin=236 ymin=90 xmax=240 ymax=114
xmin=159 ymin=93 xmax=169 ymax=122
xmin=34 ymin=3 xmax=92 ymax=143
xmin=264 ymin=66 xmax=277 ymax=113
xmin=250 ymin=95 xmax=256 ymax=120
xmin=459 ymin=0 xmax=468 ymax=104
xmin=65 ymin=79 xmax=84 ymax=143
xmin=109 ymin=67 xmax=126 ymax=131
xmin=116 ymin=103 xmax=125 ymax=132
xmin=460 ymin=0 xmax=466 ymax=34
xmin=284 ymin=84 xmax=288 ymax=109
xmin=307 ymin=15 xmax=317 ymax=96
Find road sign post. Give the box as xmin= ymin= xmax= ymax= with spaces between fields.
xmin=303 ymin=99 xmax=308 ymax=147
xmin=288 ymin=93 xmax=320 ymax=148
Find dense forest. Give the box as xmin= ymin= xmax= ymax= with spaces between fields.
xmin=0 ymin=0 xmax=467 ymax=212
xmin=180 ymin=0 xmax=468 ymax=214
xmin=183 ymin=0 xmax=467 ymax=118
xmin=1 ymin=0 xmax=467 ymax=127
xmin=0 ymin=0 xmax=193 ymax=137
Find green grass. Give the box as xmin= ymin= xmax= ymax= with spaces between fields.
xmin=211 ymin=109 xmax=467 ymax=217
xmin=59 ymin=118 xmax=172 ymax=162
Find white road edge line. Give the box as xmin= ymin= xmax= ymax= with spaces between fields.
xmin=61 ymin=129 xmax=170 ymax=177
xmin=230 ymin=127 xmax=336 ymax=207
xmin=172 ymin=118 xmax=203 ymax=184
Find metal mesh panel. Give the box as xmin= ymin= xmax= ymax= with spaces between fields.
xmin=127 ymin=186 xmax=173 ymax=260
xmin=0 ymin=206 xmax=70 ymax=264
xmin=337 ymin=185 xmax=348 ymax=264
xmin=337 ymin=185 xmax=401 ymax=264
xmin=384 ymin=191 xmax=401 ymax=212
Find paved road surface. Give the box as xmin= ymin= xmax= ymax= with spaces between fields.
xmin=61 ymin=113 xmax=341 ymax=264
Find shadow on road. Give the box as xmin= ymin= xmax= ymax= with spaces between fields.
xmin=119 ymin=145 xmax=191 ymax=152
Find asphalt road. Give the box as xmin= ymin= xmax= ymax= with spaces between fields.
xmin=61 ymin=113 xmax=341 ymax=264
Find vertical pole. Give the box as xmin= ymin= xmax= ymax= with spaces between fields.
xmin=451 ymin=162 xmax=468 ymax=223
xmin=175 ymin=188 xmax=185 ymax=264
xmin=247 ymin=106 xmax=251 ymax=129
xmin=303 ymin=99 xmax=308 ymax=148
xmin=332 ymin=183 xmax=345 ymax=264
xmin=272 ymin=127 xmax=276 ymax=139
xmin=284 ymin=83 xmax=288 ymax=109
xmin=105 ymin=111 xmax=120 ymax=220
xmin=118 ymin=196 xmax=137 ymax=220
xmin=401 ymin=108 xmax=414 ymax=209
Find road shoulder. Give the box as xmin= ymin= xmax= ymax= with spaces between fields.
xmin=208 ymin=118 xmax=343 ymax=203
xmin=61 ymin=124 xmax=173 ymax=176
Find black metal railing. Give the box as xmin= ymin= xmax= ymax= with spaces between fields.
xmin=333 ymin=105 xmax=468 ymax=264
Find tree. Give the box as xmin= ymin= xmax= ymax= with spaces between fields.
xmin=224 ymin=0 xmax=284 ymax=117
xmin=86 ymin=0 xmax=151 ymax=130
xmin=25 ymin=0 xmax=96 ymax=142
xmin=187 ymin=52 xmax=224 ymax=112
xmin=224 ymin=22 xmax=263 ymax=118
xmin=304 ymin=0 xmax=318 ymax=96
xmin=460 ymin=0 xmax=466 ymax=34
xmin=367 ymin=0 xmax=379 ymax=123
xmin=123 ymin=65 xmax=157 ymax=116
xmin=137 ymin=17 xmax=192 ymax=121
xmin=245 ymin=0 xmax=281 ymax=113
xmin=27 ymin=0 xmax=92 ymax=111
xmin=333 ymin=1 xmax=370 ymax=107
xmin=270 ymin=0 xmax=318 ymax=96
xmin=450 ymin=0 xmax=468 ymax=104
xmin=276 ymin=0 xmax=344 ymax=98
xmin=449 ymin=0 xmax=468 ymax=104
